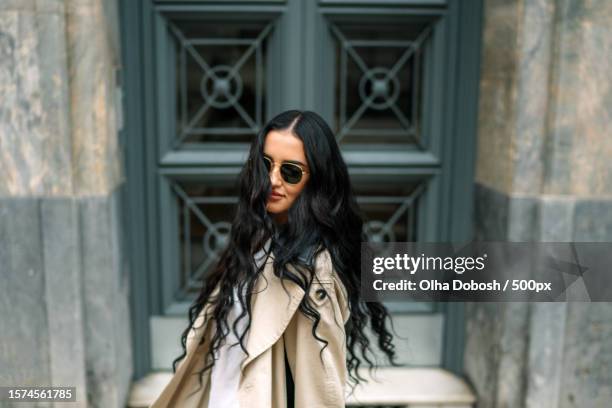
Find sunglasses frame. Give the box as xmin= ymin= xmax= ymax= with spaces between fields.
xmin=263 ymin=156 xmax=309 ymax=184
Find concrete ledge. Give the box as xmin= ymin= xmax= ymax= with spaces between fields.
xmin=128 ymin=367 xmax=476 ymax=407
xmin=347 ymin=367 xmax=476 ymax=407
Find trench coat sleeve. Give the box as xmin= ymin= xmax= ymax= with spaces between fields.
xmin=282 ymin=263 xmax=350 ymax=408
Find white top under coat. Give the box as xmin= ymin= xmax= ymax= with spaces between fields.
xmin=207 ymin=240 xmax=271 ymax=408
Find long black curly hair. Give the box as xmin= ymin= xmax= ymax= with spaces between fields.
xmin=173 ymin=109 xmax=397 ymax=389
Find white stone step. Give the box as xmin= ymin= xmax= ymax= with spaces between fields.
xmin=127 ymin=367 xmax=476 ymax=407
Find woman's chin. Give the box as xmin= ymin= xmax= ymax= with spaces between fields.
xmin=266 ymin=202 xmax=286 ymax=214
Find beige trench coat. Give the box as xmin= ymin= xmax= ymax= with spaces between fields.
xmin=150 ymin=249 xmax=350 ymax=408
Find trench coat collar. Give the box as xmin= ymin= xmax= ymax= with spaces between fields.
xmin=239 ymin=240 xmax=319 ymax=372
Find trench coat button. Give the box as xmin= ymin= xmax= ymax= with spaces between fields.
xmin=315 ymin=288 xmax=327 ymax=300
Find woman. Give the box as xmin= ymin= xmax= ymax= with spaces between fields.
xmin=151 ymin=110 xmax=396 ymax=408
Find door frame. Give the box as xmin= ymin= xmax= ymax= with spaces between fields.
xmin=120 ymin=0 xmax=483 ymax=380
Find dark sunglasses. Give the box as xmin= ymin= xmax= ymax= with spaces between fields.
xmin=263 ymin=156 xmax=309 ymax=184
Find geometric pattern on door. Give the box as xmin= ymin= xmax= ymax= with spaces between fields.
xmin=330 ymin=22 xmax=433 ymax=147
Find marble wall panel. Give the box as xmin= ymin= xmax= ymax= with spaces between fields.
xmin=475 ymin=76 xmax=517 ymax=194
xmin=512 ymin=0 xmax=555 ymax=195
xmin=0 ymin=193 xmax=131 ymax=406
xmin=0 ymin=198 xmax=51 ymax=387
xmin=572 ymin=199 xmax=612 ymax=241
xmin=66 ymin=0 xmax=122 ymax=197
xmin=80 ymin=196 xmax=120 ymax=407
xmin=474 ymin=0 xmax=520 ymax=194
xmin=524 ymin=303 xmax=568 ymax=408
xmin=40 ymin=198 xmax=88 ymax=406
xmin=109 ymin=189 xmax=134 ymax=407
xmin=80 ymin=192 xmax=132 ymax=407
xmin=545 ymin=0 xmax=612 ymax=197
xmin=0 ymin=0 xmax=64 ymax=13
xmin=66 ymin=0 xmax=122 ymax=195
xmin=538 ymin=196 xmax=575 ymax=241
xmin=473 ymin=183 xmax=540 ymax=242
xmin=471 ymin=171 xmax=612 ymax=408
xmin=0 ymin=0 xmax=123 ymax=198
xmin=463 ymin=0 xmax=612 ymax=407
xmin=476 ymin=0 xmax=612 ymax=198
xmin=559 ymin=303 xmax=612 ymax=407
xmin=476 ymin=0 xmax=559 ymax=196
xmin=463 ymin=302 xmax=529 ymax=408
xmin=0 ymin=2 xmax=131 ymax=407
xmin=474 ymin=183 xmax=509 ymax=241
xmin=0 ymin=7 xmax=73 ymax=196
xmin=479 ymin=0 xmax=520 ymax=81
xmin=506 ymin=197 xmax=538 ymax=241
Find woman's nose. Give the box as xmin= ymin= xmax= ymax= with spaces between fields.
xmin=269 ymin=165 xmax=282 ymax=187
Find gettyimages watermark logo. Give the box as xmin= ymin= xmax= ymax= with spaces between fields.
xmin=361 ymin=242 xmax=609 ymax=302
xmin=372 ymin=253 xmax=487 ymax=275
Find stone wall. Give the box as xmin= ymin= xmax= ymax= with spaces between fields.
xmin=467 ymin=0 xmax=612 ymax=407
xmin=0 ymin=0 xmax=132 ymax=407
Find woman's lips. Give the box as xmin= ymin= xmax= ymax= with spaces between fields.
xmin=269 ymin=192 xmax=284 ymax=201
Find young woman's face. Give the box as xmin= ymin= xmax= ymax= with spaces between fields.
xmin=263 ymin=129 xmax=310 ymax=222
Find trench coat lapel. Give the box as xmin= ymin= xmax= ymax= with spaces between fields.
xmin=150 ymin=295 xmax=217 ymax=408
xmin=240 ymin=255 xmax=306 ymax=372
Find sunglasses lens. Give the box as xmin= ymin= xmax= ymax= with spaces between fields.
xmin=281 ymin=164 xmax=303 ymax=184
xmin=263 ymin=157 xmax=272 ymax=172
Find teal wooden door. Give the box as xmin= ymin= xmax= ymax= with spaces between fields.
xmin=121 ymin=0 xmax=482 ymax=379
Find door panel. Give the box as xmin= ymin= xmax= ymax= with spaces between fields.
xmin=330 ymin=19 xmax=431 ymax=147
